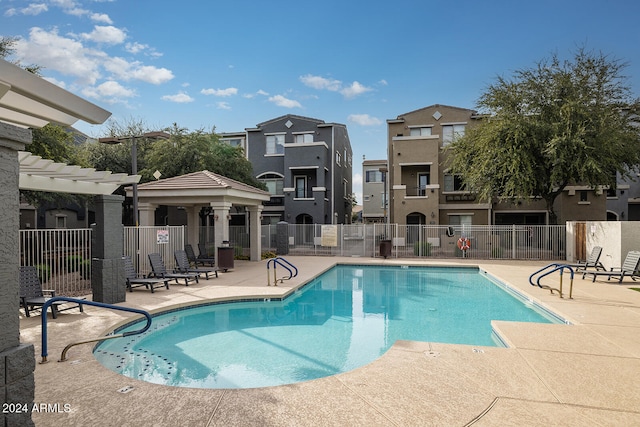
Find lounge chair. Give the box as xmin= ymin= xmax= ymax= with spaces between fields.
xmin=198 ymin=243 xmax=215 ymax=259
xmin=567 ymin=246 xmax=605 ymax=272
xmin=174 ymin=250 xmax=219 ymax=279
xmin=148 ymin=253 xmax=199 ymax=286
xmin=582 ymin=251 xmax=640 ymax=283
xmin=185 ymin=244 xmax=215 ymax=267
xmin=123 ymin=256 xmax=170 ymax=293
xmin=19 ymin=266 xmax=84 ymax=318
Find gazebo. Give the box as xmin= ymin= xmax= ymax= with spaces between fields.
xmin=128 ymin=170 xmax=270 ymax=262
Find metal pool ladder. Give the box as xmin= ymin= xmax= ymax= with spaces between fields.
xmin=529 ymin=263 xmax=575 ymax=299
xmin=39 ymin=297 xmax=152 ymax=363
xmin=266 ymin=257 xmax=298 ymax=286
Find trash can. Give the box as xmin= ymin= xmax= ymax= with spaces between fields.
xmin=217 ymin=246 xmax=234 ymax=271
xmin=379 ymin=239 xmax=392 ymax=259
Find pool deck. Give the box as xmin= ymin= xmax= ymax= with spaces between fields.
xmin=19 ymin=257 xmax=640 ymax=426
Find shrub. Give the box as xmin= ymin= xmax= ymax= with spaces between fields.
xmin=261 ymin=251 xmax=277 ymax=260
xmin=413 ymin=241 xmax=432 ymax=256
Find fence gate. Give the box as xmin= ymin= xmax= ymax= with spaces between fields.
xmin=574 ymin=222 xmax=586 ymax=261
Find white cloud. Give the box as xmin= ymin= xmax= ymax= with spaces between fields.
xmin=268 ymin=95 xmax=302 ymax=108
xmin=348 ymin=114 xmax=382 ymax=126
xmin=86 ymin=80 xmax=135 ymax=98
xmin=216 ymin=102 xmax=232 ymax=110
xmin=4 ymin=4 xmax=48 ymax=17
xmin=80 ymin=25 xmax=127 ymax=44
xmin=341 ymin=81 xmax=373 ymax=99
xmin=300 ymin=74 xmax=341 ymax=91
xmin=201 ymin=87 xmax=238 ymax=97
xmin=378 ymin=79 xmax=388 ymax=86
xmin=301 ymin=74 xmax=373 ymax=99
xmin=15 ymin=27 xmax=103 ymax=85
xmin=66 ymin=7 xmax=89 ymax=17
xmin=90 ymin=13 xmax=113 ymax=24
xmin=162 ymin=92 xmax=194 ymax=103
xmin=125 ymin=42 xmax=148 ymax=54
xmin=104 ymin=58 xmax=174 ymax=84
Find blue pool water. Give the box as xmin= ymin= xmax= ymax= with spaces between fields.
xmin=95 ymin=265 xmax=563 ymax=389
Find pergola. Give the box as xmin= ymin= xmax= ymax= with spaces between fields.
xmin=1 ymin=58 xmax=124 ymax=425
xmin=128 ymin=170 xmax=270 ymax=262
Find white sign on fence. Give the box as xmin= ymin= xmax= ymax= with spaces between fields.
xmin=321 ymin=225 xmax=338 ymax=247
xmin=157 ymin=229 xmax=169 ymax=244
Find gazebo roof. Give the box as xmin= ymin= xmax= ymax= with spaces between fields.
xmin=131 ymin=170 xmax=270 ymax=206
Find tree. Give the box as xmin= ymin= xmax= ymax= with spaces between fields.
xmin=446 ymin=48 xmax=640 ymax=223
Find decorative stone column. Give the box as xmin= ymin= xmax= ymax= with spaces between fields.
xmin=210 ymin=201 xmax=232 ymax=267
xmin=91 ymin=194 xmax=125 ymax=304
xmin=137 ymin=202 xmax=156 ymax=226
xmin=0 ymin=122 xmax=36 ymax=427
xmin=247 ymin=205 xmax=263 ymax=261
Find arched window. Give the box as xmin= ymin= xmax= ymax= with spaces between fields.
xmin=257 ymin=172 xmax=284 ymax=196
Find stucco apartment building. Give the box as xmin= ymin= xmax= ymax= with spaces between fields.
xmin=385 ymin=104 xmax=606 ymax=226
xmin=245 ymin=114 xmax=353 ymax=225
xmin=362 ymin=159 xmax=388 ymax=223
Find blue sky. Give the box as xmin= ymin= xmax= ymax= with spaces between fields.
xmin=3 ymin=0 xmax=640 ymax=201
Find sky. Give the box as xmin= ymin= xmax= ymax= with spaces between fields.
xmin=3 ymin=0 xmax=640 ymax=202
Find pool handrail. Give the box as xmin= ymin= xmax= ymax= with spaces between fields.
xmin=266 ymin=257 xmax=298 ymax=286
xmin=528 ymin=263 xmax=575 ymax=299
xmin=40 ymin=297 xmax=152 ymax=363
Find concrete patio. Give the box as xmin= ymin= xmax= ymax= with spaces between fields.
xmin=19 ymin=257 xmax=640 ymax=426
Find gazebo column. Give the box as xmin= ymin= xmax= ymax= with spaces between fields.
xmin=247 ymin=205 xmax=263 ymax=261
xmin=210 ymin=201 xmax=232 ymax=266
xmin=138 ymin=202 xmax=156 ymax=226
xmin=185 ymin=205 xmax=201 ymax=246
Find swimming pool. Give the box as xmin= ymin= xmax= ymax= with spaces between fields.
xmin=95 ymin=265 xmax=564 ymax=389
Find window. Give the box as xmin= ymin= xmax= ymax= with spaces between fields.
xmin=409 ymin=127 xmax=432 ymax=136
xmin=336 ymin=151 xmax=341 ymax=166
xmin=442 ymin=124 xmax=465 ymax=146
xmin=266 ymin=134 xmax=285 ymax=155
xmin=365 ymin=170 xmax=383 ymax=182
xmin=294 ymin=133 xmax=313 ymax=144
xmin=257 ymin=173 xmax=283 ymax=196
xmin=222 ymin=138 xmax=244 ymax=148
xmin=55 ymin=215 xmax=66 ymax=229
xmin=449 ymin=215 xmax=472 ymax=226
xmin=443 ymin=173 xmax=465 ymax=192
xmin=364 ymin=195 xmax=370 ymax=202
xmin=580 ymin=191 xmax=588 ymax=202
xmin=295 ymin=176 xmax=307 ymax=198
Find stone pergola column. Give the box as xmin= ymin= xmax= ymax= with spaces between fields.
xmin=0 ymin=122 xmax=35 ymax=427
xmin=91 ymin=194 xmax=125 ymax=304
xmin=247 ymin=204 xmax=264 ymax=261
xmin=138 ymin=202 xmax=156 ymax=226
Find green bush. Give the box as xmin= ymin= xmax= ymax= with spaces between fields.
xmin=261 ymin=251 xmax=277 ymax=260
xmin=413 ymin=241 xmax=432 ymax=256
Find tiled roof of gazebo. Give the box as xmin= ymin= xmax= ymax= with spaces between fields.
xmin=136 ymin=170 xmax=269 ymax=196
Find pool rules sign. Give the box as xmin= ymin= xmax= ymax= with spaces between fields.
xmin=157 ymin=229 xmax=169 ymax=244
